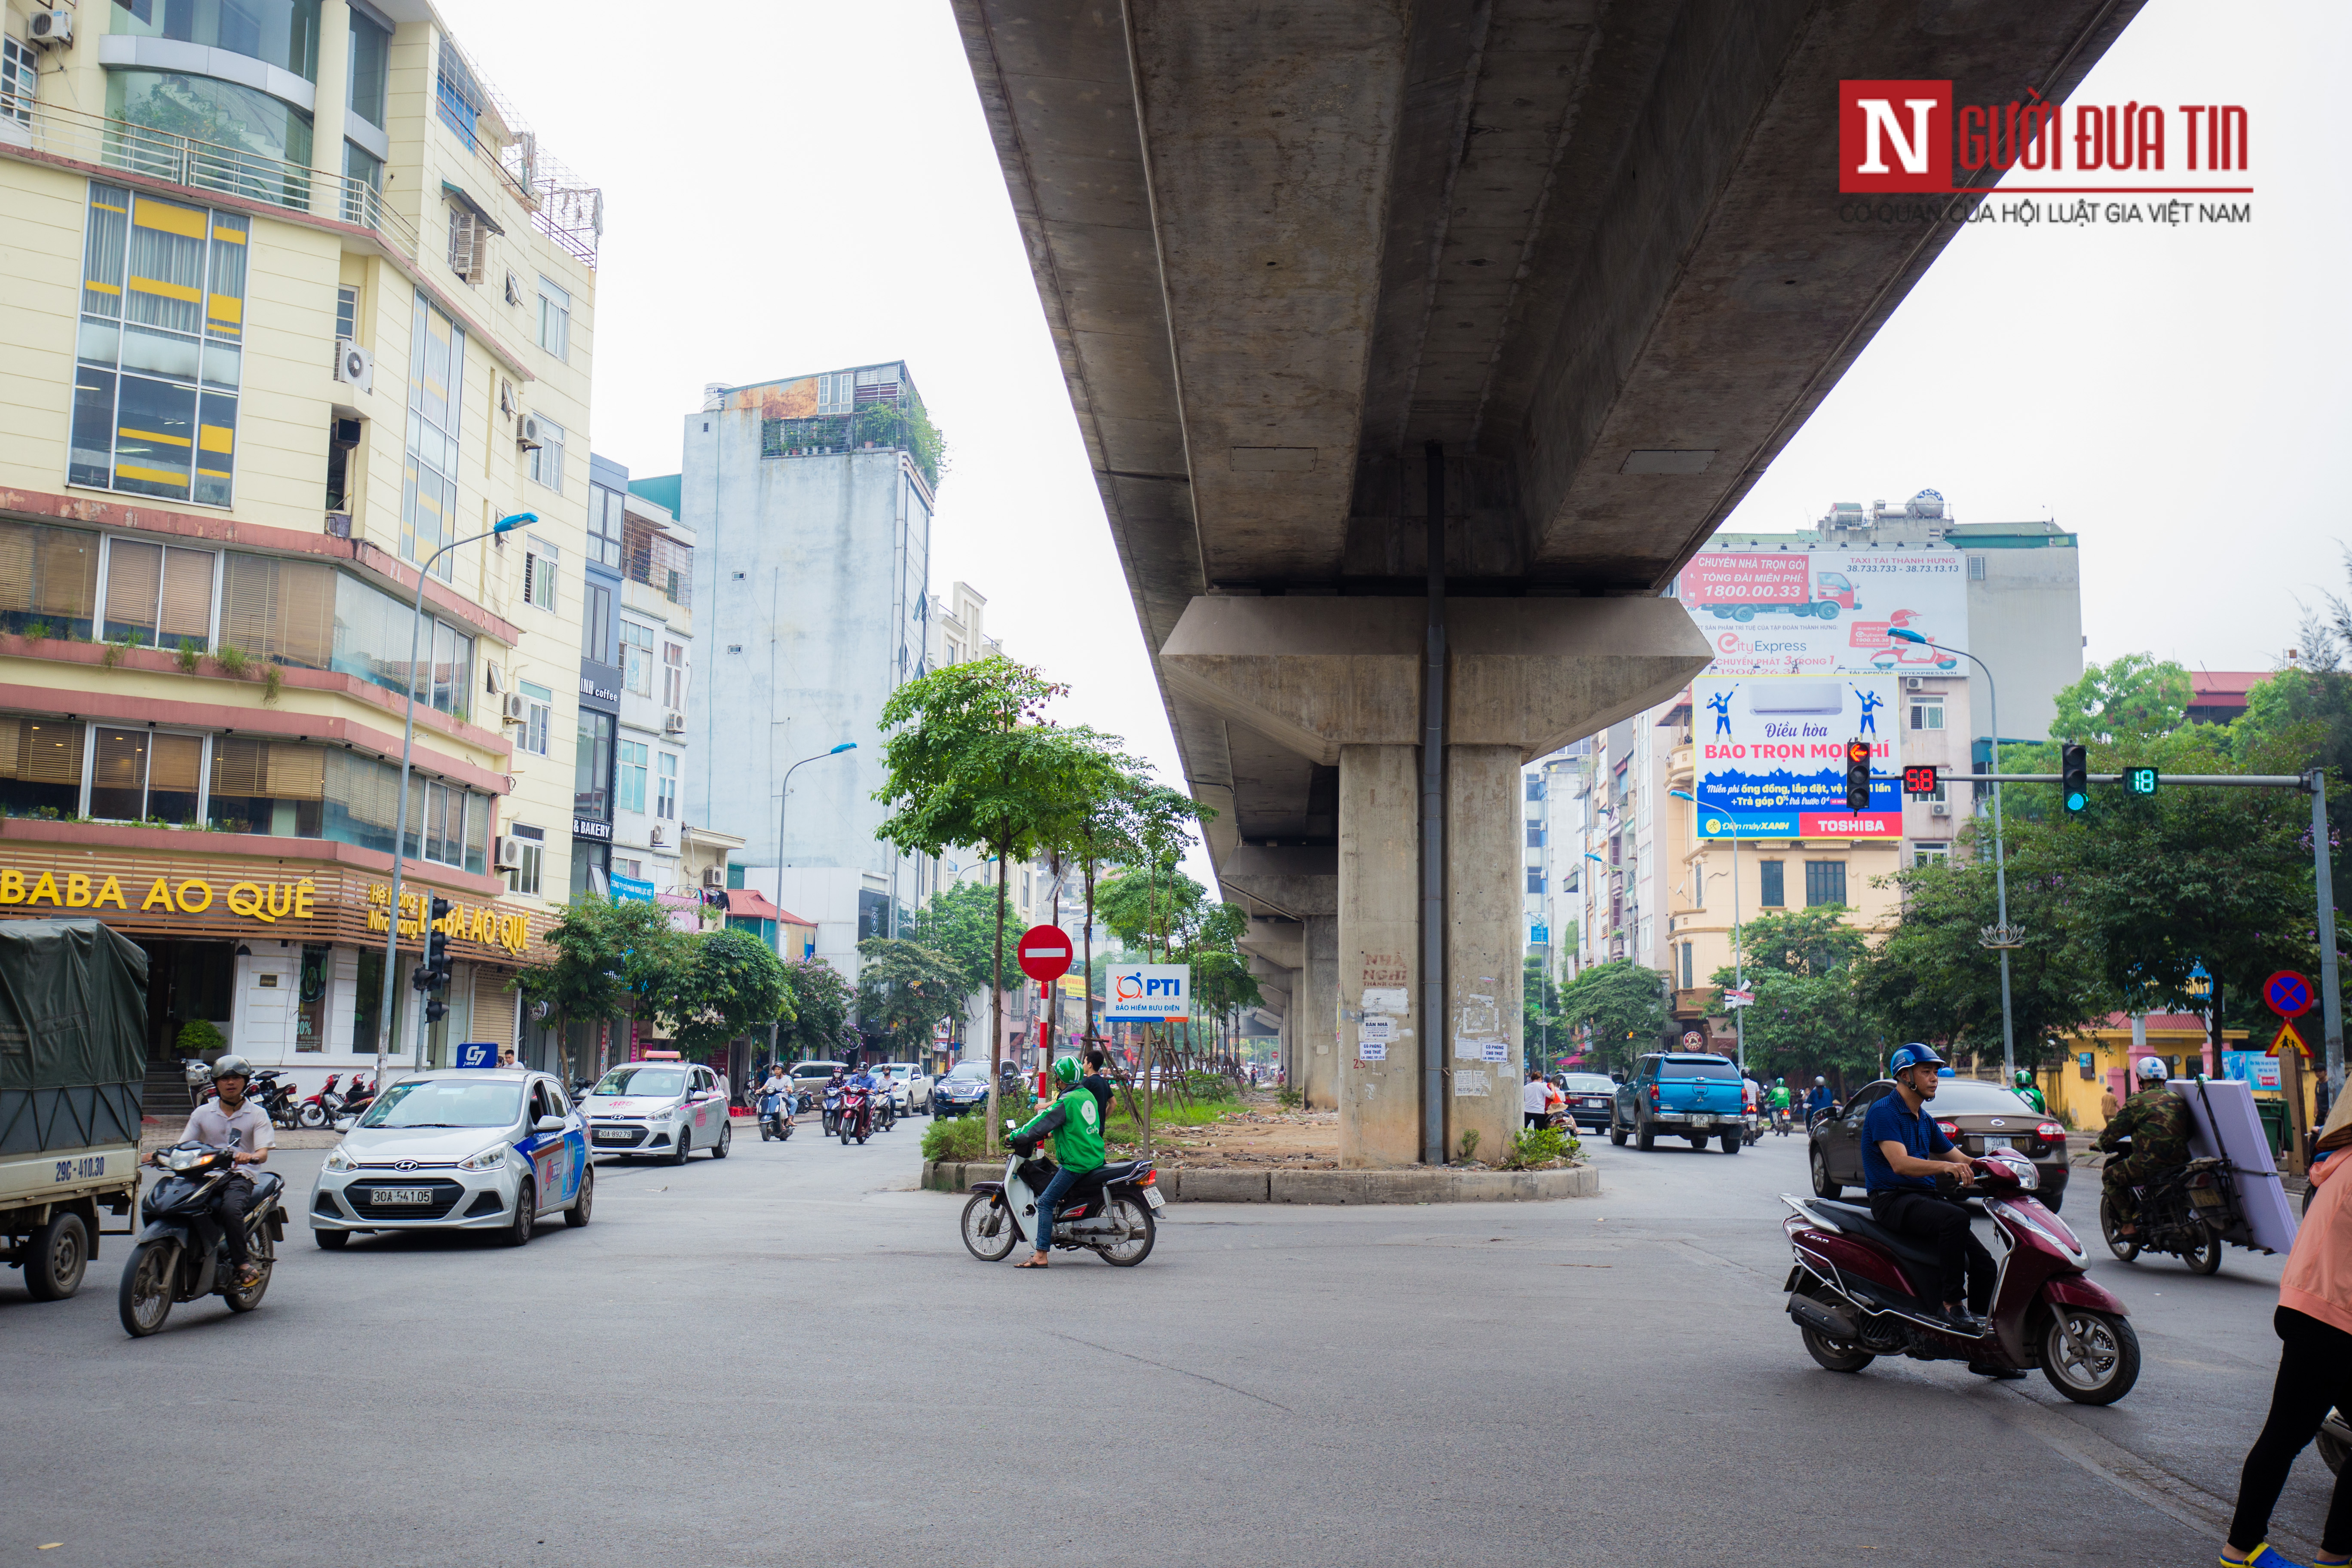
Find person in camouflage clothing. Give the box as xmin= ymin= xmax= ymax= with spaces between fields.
xmin=2095 ymin=1057 xmax=2192 ymax=1236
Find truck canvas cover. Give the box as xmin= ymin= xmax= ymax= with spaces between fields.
xmin=0 ymin=919 xmax=149 ymax=1156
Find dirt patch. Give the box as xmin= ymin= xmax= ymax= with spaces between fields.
xmin=1115 ymin=1107 xmax=1341 ymax=1170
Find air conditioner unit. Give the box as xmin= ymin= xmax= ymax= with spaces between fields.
xmin=334 ymin=340 xmax=373 ymax=394
xmin=500 ymin=690 xmax=528 ymax=725
xmin=662 ymin=710 xmax=686 ymax=735
xmin=648 ymin=826 xmax=666 ymax=848
xmin=28 ymin=8 xmax=71 ymax=45
xmin=701 ymin=866 xmax=726 ymax=889
xmin=1904 ymin=677 xmax=1925 ymax=692
xmin=517 ymin=414 xmax=545 ymax=452
xmin=493 ymin=836 xmax=524 ymax=871
xmin=323 ymin=512 xmax=352 ymax=539
xmin=1930 ymin=802 xmax=1952 ymax=818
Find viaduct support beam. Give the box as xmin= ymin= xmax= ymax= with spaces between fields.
xmin=1339 ymin=743 xmax=1420 ymax=1167
xmin=1446 ymin=745 xmax=1523 ymax=1164
xmin=1222 ymin=849 xmax=1336 ymax=1109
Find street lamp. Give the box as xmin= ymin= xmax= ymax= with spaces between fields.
xmin=765 ymin=741 xmax=856 ymax=1070
xmin=1670 ymin=788 xmax=1743 ymax=1077
xmin=1890 ymin=626 xmax=2018 ymax=1080
xmin=373 ymin=512 xmax=535 ymax=1093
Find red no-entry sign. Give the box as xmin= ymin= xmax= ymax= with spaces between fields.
xmin=1017 ymin=925 xmax=1073 ymax=984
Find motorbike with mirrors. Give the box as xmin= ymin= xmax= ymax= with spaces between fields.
xmin=835 ymin=1084 xmax=875 ymax=1145
xmin=756 ymin=1084 xmax=796 ymax=1142
xmin=1781 ymin=1148 xmax=2141 ymax=1405
xmin=958 ymin=1122 xmax=1162 ymax=1266
xmin=119 ymin=1141 xmax=285 ymax=1337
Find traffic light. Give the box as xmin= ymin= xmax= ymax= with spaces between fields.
xmin=1902 ymin=765 xmax=1939 ymax=797
xmin=2124 ymin=765 xmax=2159 ymax=796
xmin=2061 ymin=744 xmax=2089 ymax=814
xmin=1844 ymin=740 xmax=1873 ymax=812
xmin=425 ymin=996 xmax=449 ymax=1024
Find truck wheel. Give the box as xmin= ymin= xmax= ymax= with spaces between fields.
xmin=1733 ymin=607 xmax=1755 ymax=622
xmin=1721 ymin=1129 xmax=1742 ymax=1154
xmin=1813 ymin=602 xmax=1840 ymax=621
xmin=23 ymin=1210 xmax=89 ymax=1300
xmin=1636 ymin=1120 xmax=1655 ymax=1152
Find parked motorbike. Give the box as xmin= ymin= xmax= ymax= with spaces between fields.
xmin=118 ymin=1142 xmax=285 ymax=1337
xmin=959 ymin=1128 xmax=1161 ymax=1265
xmin=295 ymin=1072 xmax=345 ymax=1130
xmin=239 ymin=1069 xmax=302 ymax=1129
xmin=1780 ymin=1149 xmax=2140 ymax=1405
xmin=2097 ymin=1136 xmax=2242 ymax=1276
xmin=337 ymin=1074 xmax=375 ymax=1122
xmin=836 ymin=1085 xmax=874 ymax=1145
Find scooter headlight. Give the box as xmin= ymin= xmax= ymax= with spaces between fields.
xmin=323 ymin=1143 xmax=357 ymax=1172
xmin=459 ymin=1144 xmax=512 ymax=1173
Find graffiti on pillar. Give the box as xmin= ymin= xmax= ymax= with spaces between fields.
xmin=1360 ymin=951 xmax=1408 ymax=987
xmin=1454 ymin=1069 xmax=1491 ymax=1097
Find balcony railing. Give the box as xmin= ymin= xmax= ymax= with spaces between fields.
xmin=622 ymin=530 xmax=692 ymax=608
xmin=0 ymin=98 xmax=420 ymax=257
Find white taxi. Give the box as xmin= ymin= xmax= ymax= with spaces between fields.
xmin=582 ymin=1062 xmax=733 ymax=1164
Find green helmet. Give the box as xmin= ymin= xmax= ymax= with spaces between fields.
xmin=1052 ymin=1056 xmax=1080 ymax=1087
xmin=2014 ymin=1069 xmax=2033 ymax=1088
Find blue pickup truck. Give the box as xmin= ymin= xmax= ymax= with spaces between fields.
xmin=1610 ymin=1053 xmax=1745 ymax=1155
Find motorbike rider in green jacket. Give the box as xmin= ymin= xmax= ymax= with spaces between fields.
xmin=1011 ymin=1056 xmax=1106 ymax=1269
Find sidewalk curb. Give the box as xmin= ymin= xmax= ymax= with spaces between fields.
xmin=920 ymin=1160 xmax=1599 ymax=1203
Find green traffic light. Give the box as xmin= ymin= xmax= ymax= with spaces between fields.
xmin=2066 ymin=791 xmax=2089 ymax=812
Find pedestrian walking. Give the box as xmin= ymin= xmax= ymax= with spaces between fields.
xmin=2218 ymin=1091 xmax=2352 ymax=1568
xmin=2100 ymin=1084 xmax=2122 ymax=1125
xmin=1523 ymin=1069 xmax=1550 ymax=1131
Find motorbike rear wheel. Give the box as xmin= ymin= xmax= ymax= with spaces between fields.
xmin=2040 ymin=1307 xmax=2141 ymax=1405
xmin=225 ymin=1226 xmax=273 ymax=1312
xmin=960 ymin=1194 xmax=1017 ymax=1262
xmin=2098 ymin=1195 xmax=2141 ymax=1262
xmin=2186 ymin=1222 xmax=2223 ymax=1276
xmin=1800 ymin=1321 xmax=1875 ymax=1373
xmin=118 ymin=1239 xmax=177 ymax=1338
xmin=1099 ymin=1195 xmax=1155 ymax=1266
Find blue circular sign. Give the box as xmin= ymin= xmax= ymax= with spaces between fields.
xmin=2263 ymin=971 xmax=2314 ymax=1019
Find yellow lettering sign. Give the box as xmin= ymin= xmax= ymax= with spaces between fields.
xmin=174 ymin=879 xmax=212 ymax=913
xmin=227 ymin=882 xmax=268 ymax=920
xmin=94 ymin=875 xmax=125 ymax=909
xmin=28 ymin=872 xmax=60 ymax=906
xmin=294 ymin=879 xmax=314 ymax=920
xmin=140 ymin=877 xmax=174 ymax=911
xmin=65 ymin=872 xmax=91 ymax=908
xmin=0 ymin=870 xmax=23 ymax=905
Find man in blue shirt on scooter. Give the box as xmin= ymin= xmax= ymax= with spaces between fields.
xmin=1863 ymin=1044 xmax=1999 ymax=1344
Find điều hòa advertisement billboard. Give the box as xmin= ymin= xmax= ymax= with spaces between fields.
xmin=1674 ymin=546 xmax=1966 ymax=675
xmin=1690 ymin=675 xmax=1902 ymax=839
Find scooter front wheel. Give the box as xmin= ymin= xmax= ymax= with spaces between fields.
xmin=961 ymin=1194 xmax=1017 ymax=1262
xmin=2040 ymin=1307 xmax=2140 ymax=1405
xmin=297 ymin=1103 xmax=326 ymax=1129
xmin=226 ymin=1226 xmax=273 ymax=1312
xmin=118 ymin=1239 xmax=177 ymax=1338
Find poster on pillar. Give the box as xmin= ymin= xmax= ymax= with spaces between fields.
xmin=1690 ymin=675 xmax=1902 ymax=839
xmin=1674 ymin=546 xmax=1967 ymax=675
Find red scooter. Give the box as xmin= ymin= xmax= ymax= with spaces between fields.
xmin=836 ymin=1085 xmax=874 ymax=1146
xmin=1781 ymin=1149 xmax=2141 ymax=1404
xmin=296 ymin=1073 xmax=343 ymax=1129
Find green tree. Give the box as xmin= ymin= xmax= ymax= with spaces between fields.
xmin=644 ymin=928 xmax=789 ymax=1058
xmin=854 ymin=937 xmax=967 ymax=1057
xmin=776 ymin=958 xmax=855 ymax=1063
xmin=874 ymin=654 xmax=1130 ymax=1148
xmin=1711 ymin=908 xmax=1879 ymax=1085
xmin=910 ymin=877 xmax=1010 ymax=999
xmin=1523 ymin=957 xmax=1563 ymax=1068
xmin=1555 ymin=960 xmax=1667 ymax=1076
xmin=2049 ymin=653 xmax=2193 ymax=744
xmin=514 ymin=897 xmax=683 ymax=1066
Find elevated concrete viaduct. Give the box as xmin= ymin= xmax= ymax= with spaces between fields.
xmin=952 ymin=0 xmax=2142 ymax=1165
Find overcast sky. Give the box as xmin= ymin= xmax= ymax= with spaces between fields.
xmin=456 ymin=0 xmax=2341 ymax=881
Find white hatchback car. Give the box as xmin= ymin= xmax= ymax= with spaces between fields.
xmin=581 ymin=1062 xmax=734 ymax=1164
xmin=310 ymin=1070 xmax=590 ymax=1248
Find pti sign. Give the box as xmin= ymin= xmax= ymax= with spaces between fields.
xmin=1105 ymin=965 xmax=1189 ymax=1023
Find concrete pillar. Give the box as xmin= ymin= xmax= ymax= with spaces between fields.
xmin=311 ymin=1 xmax=353 ymax=220
xmin=1446 ymin=744 xmax=1523 ymax=1163
xmin=1300 ymin=913 xmax=1338 ymax=1109
xmin=1339 ymin=744 xmax=1421 ymax=1168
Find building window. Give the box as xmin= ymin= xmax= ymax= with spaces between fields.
xmin=508 ymin=824 xmax=544 ymax=896
xmin=348 ymin=8 xmax=390 ymax=128
xmin=98 ymin=537 xmax=216 ymax=651
xmin=400 ymin=291 xmax=465 ymax=579
xmin=71 ymin=185 xmax=248 ymax=507
xmin=619 ymin=621 xmax=655 ymax=697
xmin=1525 ymin=823 xmax=1543 ymax=848
xmin=1525 ymin=869 xmax=1544 ymax=894
xmin=662 ymin=641 xmax=687 ymax=709
xmin=334 ymin=284 xmax=359 ymax=346
xmin=587 ymin=483 xmax=624 ymax=568
xmin=89 ymin=727 xmax=204 ymax=825
xmin=524 ymin=538 xmax=557 ymax=613
xmin=581 ymin=580 xmax=612 ymax=665
xmin=575 ymin=710 xmax=614 ymax=821
xmin=528 ymin=414 xmax=564 ymax=493
xmin=1525 ymin=775 xmax=1545 ymax=802
xmin=1804 ymin=860 xmax=1847 ymax=907
xmin=1910 ymin=700 xmax=1945 ymax=731
xmin=537 ymin=276 xmax=570 ymax=361
xmin=445 ymin=205 xmax=487 ymax=285
xmin=1912 ymin=842 xmax=1951 ymax=869
xmin=110 ymin=0 xmax=322 ymax=81
xmin=435 ymin=36 xmax=485 ymax=152
xmin=1759 ymin=860 xmax=1785 ymax=907
xmin=1 ymin=36 xmax=33 ymax=128
xmin=817 ymin=371 xmax=854 ymax=415
xmin=656 ymin=752 xmax=677 ymax=819
xmin=1679 ymin=942 xmax=1694 ymax=990
xmin=617 ymin=739 xmax=648 ymax=815
xmin=1967 ymin=554 xmax=1987 ymax=582
xmin=521 ymin=681 xmax=552 ymax=757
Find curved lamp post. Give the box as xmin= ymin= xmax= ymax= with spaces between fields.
xmin=1890 ymin=626 xmax=2017 ymax=1080
xmin=374 ymin=512 xmax=535 ymax=1090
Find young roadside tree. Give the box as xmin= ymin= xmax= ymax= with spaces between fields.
xmin=854 ymin=937 xmax=967 ymax=1059
xmin=775 ymin=958 xmax=854 ymax=1065
xmin=874 ymin=654 xmax=1129 ymax=1149
xmin=1707 ymin=907 xmax=1879 ymax=1087
xmin=513 ymin=897 xmax=683 ymax=1077
xmin=1554 ymin=959 xmax=1668 ymax=1078
xmin=645 ymin=928 xmax=789 ymax=1062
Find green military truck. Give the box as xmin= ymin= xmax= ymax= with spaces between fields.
xmin=0 ymin=919 xmax=150 ymax=1301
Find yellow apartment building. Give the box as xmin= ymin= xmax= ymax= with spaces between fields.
xmin=0 ymin=0 xmax=601 ymax=1097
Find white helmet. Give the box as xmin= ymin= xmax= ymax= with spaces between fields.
xmin=2134 ymin=1057 xmax=2167 ymax=1083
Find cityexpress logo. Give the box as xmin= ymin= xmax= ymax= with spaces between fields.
xmin=1838 ymin=80 xmax=2251 ymax=193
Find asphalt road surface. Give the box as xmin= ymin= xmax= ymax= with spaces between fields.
xmin=1 ymin=1118 xmax=2332 ymax=1567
